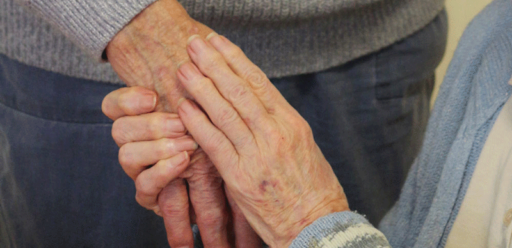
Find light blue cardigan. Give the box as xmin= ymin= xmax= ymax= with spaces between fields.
xmin=291 ymin=0 xmax=512 ymax=247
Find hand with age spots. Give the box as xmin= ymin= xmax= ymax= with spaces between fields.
xmin=176 ymin=33 xmax=350 ymax=246
xmin=102 ymin=86 xmax=262 ymax=247
xmin=103 ymin=0 xmax=261 ymax=246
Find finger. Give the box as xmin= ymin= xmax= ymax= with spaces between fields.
xmin=177 ymin=98 xmax=238 ymax=179
xmin=206 ymin=34 xmax=288 ymax=111
xmin=177 ymin=63 xmax=256 ymax=151
xmin=225 ymin=188 xmax=263 ymax=248
xmin=119 ymin=137 xmax=197 ymax=180
xmin=186 ymin=35 xmax=269 ymax=129
xmin=102 ymin=87 xmax=157 ymax=120
xmin=134 ymin=151 xmax=190 ymax=210
xmin=186 ymin=152 xmax=230 ymax=247
xmin=112 ymin=112 xmax=185 ymax=146
xmin=159 ymin=179 xmax=194 ymax=248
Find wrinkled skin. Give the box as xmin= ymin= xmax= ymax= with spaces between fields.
xmin=103 ymin=0 xmax=260 ymax=246
xmin=105 ymin=32 xmax=350 ymax=247
xmin=102 ymin=88 xmax=262 ymax=247
xmin=176 ymin=34 xmax=350 ymax=247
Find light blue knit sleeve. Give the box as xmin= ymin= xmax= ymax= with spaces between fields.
xmin=14 ymin=0 xmax=158 ymax=60
xmin=290 ymin=212 xmax=391 ymax=248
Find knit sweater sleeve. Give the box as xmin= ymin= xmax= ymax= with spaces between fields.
xmin=290 ymin=212 xmax=391 ymax=248
xmin=15 ymin=0 xmax=158 ymax=60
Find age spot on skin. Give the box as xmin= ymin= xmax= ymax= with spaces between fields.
xmin=260 ymin=180 xmax=269 ymax=193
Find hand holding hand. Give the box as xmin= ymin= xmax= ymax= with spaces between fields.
xmin=104 ymin=1 xmax=234 ymax=247
xmin=176 ymin=34 xmax=350 ymax=247
xmin=102 ymin=87 xmax=262 ymax=247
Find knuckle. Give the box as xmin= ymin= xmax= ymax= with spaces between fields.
xmin=111 ymin=120 xmax=128 ymax=144
xmin=135 ymin=177 xmax=152 ymax=197
xmin=228 ymin=84 xmax=249 ymax=103
xmin=118 ymin=145 xmax=133 ymax=167
xmin=217 ymin=107 xmax=238 ymax=129
xmin=245 ymin=69 xmax=269 ymax=89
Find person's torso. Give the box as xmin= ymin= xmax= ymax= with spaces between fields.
xmin=0 ymin=0 xmax=444 ymax=83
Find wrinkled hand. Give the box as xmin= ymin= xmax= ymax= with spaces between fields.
xmin=104 ymin=0 xmax=233 ymax=246
xmin=102 ymin=87 xmax=262 ymax=247
xmin=101 ymin=87 xmax=197 ymax=214
xmin=174 ymin=34 xmax=350 ymax=247
xmin=106 ymin=0 xmax=209 ymax=111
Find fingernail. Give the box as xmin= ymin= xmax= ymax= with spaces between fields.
xmin=176 ymin=60 xmax=189 ymax=69
xmin=188 ymin=36 xmax=207 ymax=53
xmin=178 ymin=62 xmax=202 ymax=81
xmin=208 ymin=34 xmax=227 ymax=48
xmin=175 ymin=138 xmax=198 ymax=152
xmin=187 ymin=34 xmax=201 ymax=45
xmin=206 ymin=32 xmax=218 ymax=40
xmin=140 ymin=93 xmax=157 ymax=110
xmin=172 ymin=151 xmax=188 ymax=166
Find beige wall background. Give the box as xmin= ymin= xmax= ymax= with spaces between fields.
xmin=433 ymin=0 xmax=494 ymax=105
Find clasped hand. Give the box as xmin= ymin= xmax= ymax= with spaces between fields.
xmin=103 ymin=33 xmax=349 ymax=247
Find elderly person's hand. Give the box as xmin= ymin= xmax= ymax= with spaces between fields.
xmin=104 ymin=0 xmax=236 ymax=247
xmin=178 ymin=34 xmax=349 ymax=246
xmin=101 ymin=87 xmax=262 ymax=247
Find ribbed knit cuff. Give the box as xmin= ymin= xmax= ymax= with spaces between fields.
xmin=290 ymin=212 xmax=391 ymax=248
xmin=16 ymin=0 xmax=158 ymax=61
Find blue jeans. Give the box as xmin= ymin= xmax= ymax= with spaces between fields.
xmin=0 ymin=11 xmax=446 ymax=247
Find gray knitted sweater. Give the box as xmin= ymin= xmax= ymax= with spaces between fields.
xmin=0 ymin=0 xmax=444 ymax=84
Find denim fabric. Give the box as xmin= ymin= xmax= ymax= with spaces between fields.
xmin=272 ymin=11 xmax=447 ymax=224
xmin=0 ymin=12 xmax=446 ymax=248
xmin=0 ymin=56 xmax=169 ymax=248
